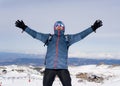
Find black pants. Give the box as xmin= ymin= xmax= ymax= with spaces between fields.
xmin=43 ymin=69 xmax=72 ymax=86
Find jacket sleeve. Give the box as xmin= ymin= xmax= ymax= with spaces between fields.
xmin=25 ymin=27 xmax=49 ymax=43
xmin=68 ymin=27 xmax=93 ymax=46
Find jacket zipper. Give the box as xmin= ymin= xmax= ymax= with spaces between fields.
xmin=54 ymin=30 xmax=60 ymax=69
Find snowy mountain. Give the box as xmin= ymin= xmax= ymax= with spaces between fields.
xmin=0 ymin=52 xmax=120 ymax=66
xmin=0 ymin=64 xmax=120 ymax=86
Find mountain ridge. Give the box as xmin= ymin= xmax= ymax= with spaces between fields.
xmin=0 ymin=52 xmax=120 ymax=66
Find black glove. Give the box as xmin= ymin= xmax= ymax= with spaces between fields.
xmin=91 ymin=20 xmax=103 ymax=32
xmin=15 ymin=20 xmax=27 ymax=31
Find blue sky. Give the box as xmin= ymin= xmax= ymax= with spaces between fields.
xmin=0 ymin=0 xmax=120 ymax=59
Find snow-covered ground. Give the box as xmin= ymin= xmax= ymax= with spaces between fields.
xmin=0 ymin=64 xmax=120 ymax=86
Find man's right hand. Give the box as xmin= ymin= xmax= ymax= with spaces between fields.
xmin=15 ymin=20 xmax=27 ymax=31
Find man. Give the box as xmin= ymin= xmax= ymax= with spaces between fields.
xmin=15 ymin=20 xmax=102 ymax=86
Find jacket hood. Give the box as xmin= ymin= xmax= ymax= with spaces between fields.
xmin=54 ymin=21 xmax=65 ymax=36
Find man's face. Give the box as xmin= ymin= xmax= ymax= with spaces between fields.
xmin=55 ymin=25 xmax=64 ymax=30
xmin=54 ymin=22 xmax=64 ymax=30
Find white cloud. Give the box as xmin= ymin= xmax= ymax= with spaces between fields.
xmin=68 ymin=52 xmax=120 ymax=59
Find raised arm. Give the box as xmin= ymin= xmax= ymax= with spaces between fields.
xmin=68 ymin=20 xmax=103 ymax=46
xmin=15 ymin=20 xmax=49 ymax=43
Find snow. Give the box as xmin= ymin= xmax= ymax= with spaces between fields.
xmin=0 ymin=64 xmax=120 ymax=86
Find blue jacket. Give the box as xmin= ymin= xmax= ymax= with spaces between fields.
xmin=25 ymin=27 xmax=93 ymax=69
